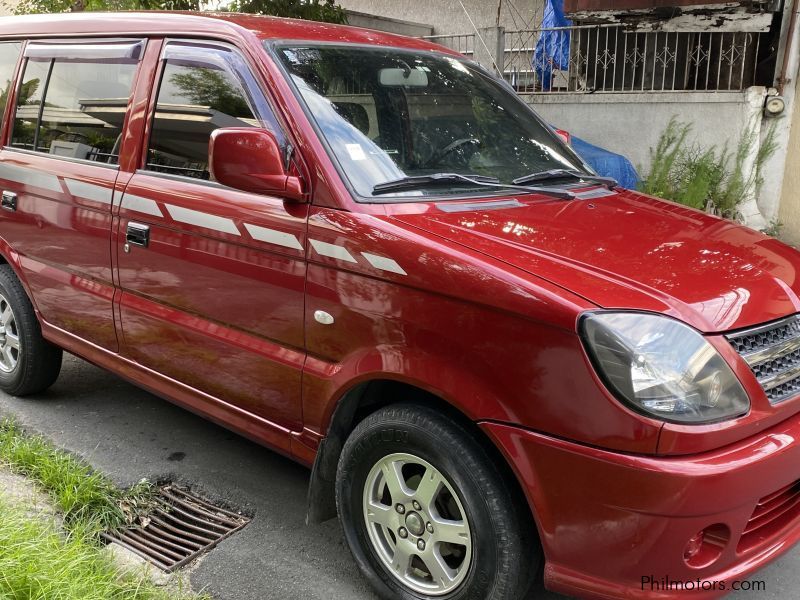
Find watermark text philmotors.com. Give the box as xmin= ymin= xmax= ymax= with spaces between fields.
xmin=642 ymin=575 xmax=767 ymax=592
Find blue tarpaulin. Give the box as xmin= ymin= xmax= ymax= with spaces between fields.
xmin=534 ymin=0 xmax=572 ymax=91
xmin=571 ymin=135 xmax=641 ymax=190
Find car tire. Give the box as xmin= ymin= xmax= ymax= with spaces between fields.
xmin=0 ymin=264 xmax=62 ymax=396
xmin=336 ymin=404 xmax=539 ymax=600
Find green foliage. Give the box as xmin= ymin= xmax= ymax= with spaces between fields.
xmin=762 ymin=219 xmax=784 ymax=238
xmin=8 ymin=0 xmax=199 ymax=13
xmin=0 ymin=419 xmax=154 ymax=535
xmin=639 ymin=117 xmax=691 ymax=204
xmin=0 ymin=420 xmax=211 ymax=598
xmin=170 ymin=68 xmax=252 ymax=117
xmin=229 ymin=0 xmax=347 ymax=23
xmin=0 ymin=498 xmax=205 ymax=600
xmin=640 ymin=116 xmax=779 ymax=220
xmin=7 ymin=0 xmax=346 ymax=22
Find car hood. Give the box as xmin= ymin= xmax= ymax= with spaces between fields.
xmin=391 ymin=188 xmax=800 ymax=333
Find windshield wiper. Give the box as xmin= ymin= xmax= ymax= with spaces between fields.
xmin=373 ymin=173 xmax=499 ymax=194
xmin=513 ymin=169 xmax=618 ymax=189
xmin=372 ymin=172 xmax=576 ymax=199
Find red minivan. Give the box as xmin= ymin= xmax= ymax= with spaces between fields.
xmin=1 ymin=12 xmax=799 ymax=599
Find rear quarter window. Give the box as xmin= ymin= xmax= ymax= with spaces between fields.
xmin=10 ymin=53 xmax=138 ymax=164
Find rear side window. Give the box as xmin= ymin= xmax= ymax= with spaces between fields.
xmin=10 ymin=45 xmax=139 ymax=164
xmin=0 ymin=42 xmax=22 ymax=122
xmin=146 ymin=43 xmax=284 ymax=181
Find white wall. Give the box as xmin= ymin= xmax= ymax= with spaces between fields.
xmin=525 ymin=89 xmax=766 ymax=172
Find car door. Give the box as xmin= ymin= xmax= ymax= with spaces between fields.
xmin=0 ymin=39 xmax=143 ymax=352
xmin=115 ymin=40 xmax=308 ymax=432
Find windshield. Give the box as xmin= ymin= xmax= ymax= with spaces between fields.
xmin=273 ymin=44 xmax=587 ymax=200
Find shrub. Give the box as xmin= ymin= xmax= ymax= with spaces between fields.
xmin=640 ymin=116 xmax=778 ymax=221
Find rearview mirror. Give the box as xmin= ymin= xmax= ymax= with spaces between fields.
xmin=209 ymin=128 xmax=304 ymax=201
xmin=379 ymin=67 xmax=429 ymax=87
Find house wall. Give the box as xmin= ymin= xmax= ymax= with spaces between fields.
xmin=337 ymin=0 xmax=546 ymax=35
xmin=778 ymin=76 xmax=800 ymax=243
xmin=344 ymin=11 xmax=434 ymax=37
xmin=564 ymin=0 xmax=757 ymax=11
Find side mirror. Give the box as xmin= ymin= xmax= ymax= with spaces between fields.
xmin=209 ymin=128 xmax=305 ymax=201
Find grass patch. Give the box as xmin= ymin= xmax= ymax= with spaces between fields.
xmin=0 ymin=418 xmax=207 ymax=599
xmin=0 ymin=418 xmax=153 ymax=534
xmin=0 ymin=497 xmax=199 ymax=600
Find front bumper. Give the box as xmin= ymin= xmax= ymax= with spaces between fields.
xmin=482 ymin=415 xmax=800 ymax=599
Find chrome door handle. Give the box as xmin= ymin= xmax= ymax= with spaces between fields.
xmin=126 ymin=222 xmax=150 ymax=248
xmin=1 ymin=191 xmax=17 ymax=212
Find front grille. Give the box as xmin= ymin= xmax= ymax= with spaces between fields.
xmin=726 ymin=314 xmax=800 ymax=404
xmin=738 ymin=480 xmax=800 ymax=553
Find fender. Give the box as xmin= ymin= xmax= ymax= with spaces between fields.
xmin=303 ymin=345 xmax=520 ymax=524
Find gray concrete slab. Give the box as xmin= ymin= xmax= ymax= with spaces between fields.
xmin=0 ymin=354 xmax=794 ymax=599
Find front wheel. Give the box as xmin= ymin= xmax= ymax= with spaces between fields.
xmin=336 ymin=404 xmax=539 ymax=600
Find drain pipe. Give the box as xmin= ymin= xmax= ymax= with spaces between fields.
xmin=778 ymin=0 xmax=799 ymax=95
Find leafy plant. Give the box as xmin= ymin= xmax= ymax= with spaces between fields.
xmin=229 ymin=0 xmax=346 ymax=23
xmin=6 ymin=0 xmax=347 ymax=23
xmin=762 ymin=219 xmax=784 ymax=238
xmin=8 ymin=0 xmax=200 ymax=13
xmin=639 ymin=116 xmax=778 ymax=221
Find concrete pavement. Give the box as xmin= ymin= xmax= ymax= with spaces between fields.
xmin=0 ymin=354 xmax=792 ymax=599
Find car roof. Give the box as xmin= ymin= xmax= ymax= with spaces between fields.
xmin=0 ymin=11 xmax=457 ymax=55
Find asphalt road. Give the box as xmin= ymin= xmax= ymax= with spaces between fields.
xmin=0 ymin=354 xmax=794 ymax=599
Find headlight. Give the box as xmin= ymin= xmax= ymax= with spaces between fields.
xmin=580 ymin=312 xmax=749 ymax=424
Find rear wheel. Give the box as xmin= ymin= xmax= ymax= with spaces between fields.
xmin=336 ymin=404 xmax=539 ymax=600
xmin=0 ymin=265 xmax=62 ymax=396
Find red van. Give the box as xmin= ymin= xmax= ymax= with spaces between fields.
xmin=0 ymin=12 xmax=798 ymax=600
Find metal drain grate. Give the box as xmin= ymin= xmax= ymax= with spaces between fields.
xmin=102 ymin=485 xmax=249 ymax=572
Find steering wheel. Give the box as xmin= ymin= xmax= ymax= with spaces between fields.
xmin=421 ymin=137 xmax=481 ymax=168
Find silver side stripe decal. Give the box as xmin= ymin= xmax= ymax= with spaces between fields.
xmin=361 ymin=252 xmax=407 ymax=275
xmin=0 ymin=162 xmax=61 ymax=192
xmin=0 ymin=161 xmax=407 ymax=274
xmin=0 ymin=163 xmax=112 ymax=203
xmin=310 ymin=239 xmax=357 ymax=263
xmin=64 ymin=179 xmax=112 ymax=204
xmin=244 ymin=223 xmax=303 ymax=251
xmin=165 ymin=204 xmax=240 ymax=236
xmin=309 ymin=240 xmax=407 ymax=275
xmin=121 ymin=194 xmax=163 ymax=217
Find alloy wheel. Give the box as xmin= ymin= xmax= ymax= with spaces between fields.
xmin=0 ymin=293 xmax=20 ymax=373
xmin=362 ymin=452 xmax=472 ymax=596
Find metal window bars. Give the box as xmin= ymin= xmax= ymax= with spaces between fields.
xmin=504 ymin=25 xmax=764 ymax=94
xmin=425 ymin=26 xmax=764 ymax=94
xmin=421 ymin=33 xmax=476 ymax=59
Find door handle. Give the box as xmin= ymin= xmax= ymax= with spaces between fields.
xmin=126 ymin=222 xmax=150 ymax=248
xmin=1 ymin=191 xmax=17 ymax=212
